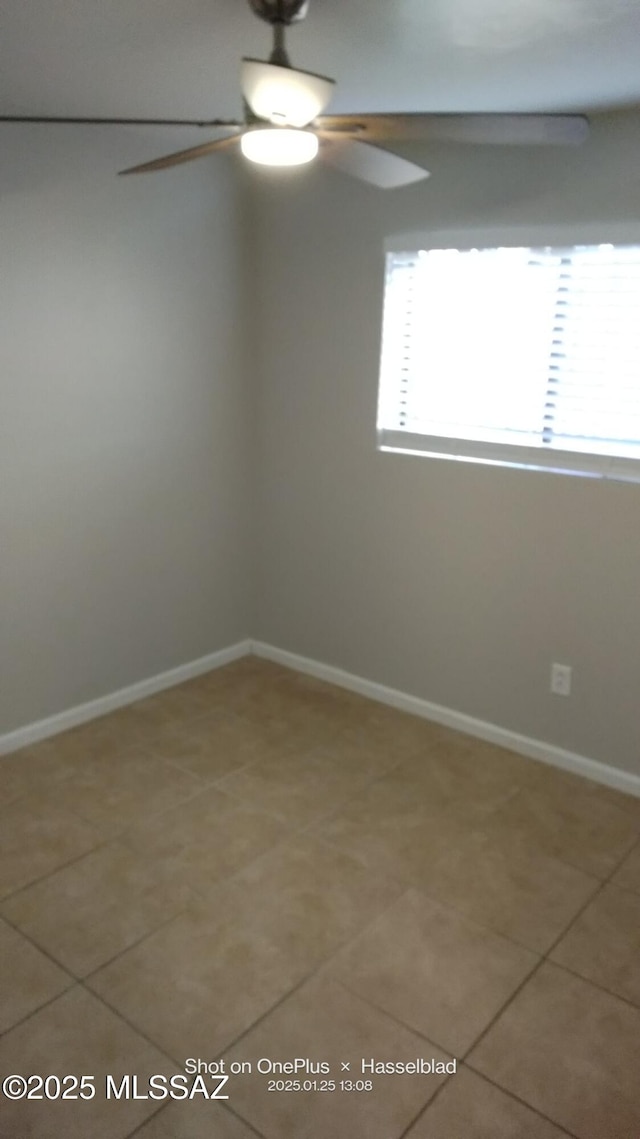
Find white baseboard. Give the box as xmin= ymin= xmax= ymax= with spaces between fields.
xmin=251 ymin=640 xmax=640 ymax=801
xmin=4 ymin=635 xmax=639 ymax=802
xmin=0 ymin=640 xmax=251 ymax=757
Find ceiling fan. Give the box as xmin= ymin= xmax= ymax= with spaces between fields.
xmin=0 ymin=0 xmax=590 ymax=189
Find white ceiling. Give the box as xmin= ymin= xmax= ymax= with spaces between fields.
xmin=1 ymin=0 xmax=640 ymax=125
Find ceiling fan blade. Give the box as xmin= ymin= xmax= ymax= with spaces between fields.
xmin=317 ymin=113 xmax=589 ymax=146
xmin=318 ymin=137 xmax=429 ymax=189
xmin=119 ymin=132 xmax=241 ymax=175
xmin=0 ymin=116 xmax=242 ymax=128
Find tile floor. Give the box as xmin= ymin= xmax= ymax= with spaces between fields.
xmin=1 ymin=656 xmax=640 ymax=1138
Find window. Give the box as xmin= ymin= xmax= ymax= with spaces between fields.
xmin=377 ymin=242 xmax=640 ymax=481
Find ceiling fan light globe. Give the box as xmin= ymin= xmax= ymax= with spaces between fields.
xmin=241 ymin=59 xmax=334 ymax=127
xmin=240 ymin=127 xmax=318 ymax=166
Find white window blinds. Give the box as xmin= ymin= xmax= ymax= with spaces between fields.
xmin=377 ymin=243 xmax=640 ymax=480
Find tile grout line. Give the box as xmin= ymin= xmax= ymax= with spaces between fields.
xmin=79 ymin=981 xmax=203 ymax=1083
xmin=290 ymin=749 xmax=640 ymax=913
xmin=1 ymin=744 xmax=419 ymax=1048
xmin=0 ymin=834 xmax=115 ymax=906
xmin=0 ymin=977 xmax=77 ymax=1043
xmin=4 ymin=662 xmax=640 ymax=1137
xmin=4 ymin=750 xmax=633 ymax=1022
xmin=0 ymin=896 xmax=195 ymax=1042
xmin=328 ymin=980 xmax=460 ymax=1139
xmin=110 ymin=1100 xmax=168 ymax=1139
xmin=87 ymin=976 xmax=271 ymax=1139
xmin=453 ymin=843 xmax=624 ymax=1066
xmin=305 ymin=770 xmax=640 ymax=1024
xmin=305 ymin=822 xmax=593 ymax=962
xmin=0 ymin=757 xmax=219 ymax=903
xmin=326 ymin=979 xmax=579 ymax=1139
xmin=397 ymin=1063 xmax=580 ymax=1139
xmin=541 ymin=820 xmax=640 ymax=962
xmin=448 ymin=822 xmax=640 ymax=1130
xmin=4 ymin=841 xmax=635 ymax=1128
xmin=21 ymin=870 xmax=507 ymax=1093
xmin=166 ymin=887 xmax=424 ymax=1066
xmin=119 ymin=1093 xmax=269 ymax=1139
xmin=1 ymin=730 xmax=297 ymax=910
xmin=331 ymin=974 xmax=458 ymax=1055
xmin=8 ymin=683 xmax=633 ymax=923
xmin=81 ymin=946 xmax=357 ymax=1139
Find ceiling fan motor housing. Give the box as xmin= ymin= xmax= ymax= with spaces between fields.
xmin=248 ymin=0 xmax=309 ymax=25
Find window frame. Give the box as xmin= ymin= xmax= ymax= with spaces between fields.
xmin=376 ymin=225 xmax=640 ymax=483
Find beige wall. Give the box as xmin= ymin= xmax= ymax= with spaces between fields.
xmin=251 ymin=110 xmax=640 ymax=776
xmin=3 ymin=114 xmax=639 ymax=777
xmin=0 ymin=128 xmax=253 ymax=733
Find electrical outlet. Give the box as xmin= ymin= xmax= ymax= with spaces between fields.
xmin=550 ymin=663 xmax=572 ymax=696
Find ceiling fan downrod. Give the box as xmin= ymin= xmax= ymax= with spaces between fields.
xmin=270 ymin=22 xmax=289 ymax=67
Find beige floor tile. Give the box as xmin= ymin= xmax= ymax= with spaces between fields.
xmin=469 ymin=961 xmax=640 ymax=1139
xmin=400 ymin=731 xmax=535 ymax=799
xmin=212 ymin=834 xmax=403 ymax=967
xmin=359 ymin=700 xmax=442 ymax=734
xmin=1 ymin=841 xmax=196 ymax=977
xmin=25 ymin=715 xmax=146 ymax=766
xmin=326 ymin=709 xmax=442 ymax=767
xmin=325 ymin=889 xmax=538 ymax=1055
xmin=529 ymin=762 xmax=640 ymax=823
xmin=485 ymin=784 xmax=639 ymax=878
xmin=336 ymin=781 xmax=599 ymax=953
xmin=0 ymin=750 xmax=50 ymax=810
xmin=216 ymin=750 xmax=368 ymax=826
xmin=228 ymin=668 xmax=365 ymax=743
xmin=0 ymin=738 xmax=94 ymax=800
xmin=0 ymin=917 xmax=72 ymax=1032
xmin=147 ymin=710 xmax=291 ymax=781
xmin=0 ymin=986 xmax=177 ymax=1139
xmin=123 ymin=682 xmax=222 ymax=730
xmin=550 ymin=884 xmax=640 ymax=1006
xmin=189 ymin=657 xmax=299 ymax=710
xmin=233 ymin=703 xmax=343 ymax=753
xmin=389 ymin=812 xmax=493 ymax=892
xmin=87 ymin=901 xmax=305 ymax=1062
xmin=311 ymin=731 xmax=407 ymax=782
xmin=0 ymin=793 xmax=102 ymax=900
xmin=225 ymin=976 xmax=451 ymax=1139
xmin=121 ymin=787 xmax=287 ymax=893
xmin=313 ymin=785 xmax=480 ymax=886
xmin=4 ymin=664 xmax=639 ymax=1139
xmin=611 ymin=840 xmax=640 ymax=893
xmin=215 ymin=674 xmax=315 ymax=715
xmin=315 ymin=773 xmax=432 ymax=837
xmin=201 ymin=654 xmax=290 ymax=687
xmin=131 ymin=1101 xmax=260 ymax=1138
xmin=244 ymin=682 xmax=359 ymax=728
xmin=49 ymin=748 xmax=203 ymax=837
xmin=414 ymin=828 xmax=599 ymax=953
xmin=341 ymin=746 xmax=522 ymax=827
xmin=405 ymin=1066 xmax=569 ymax=1138
xmin=277 ymin=667 xmax=370 ymax=708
